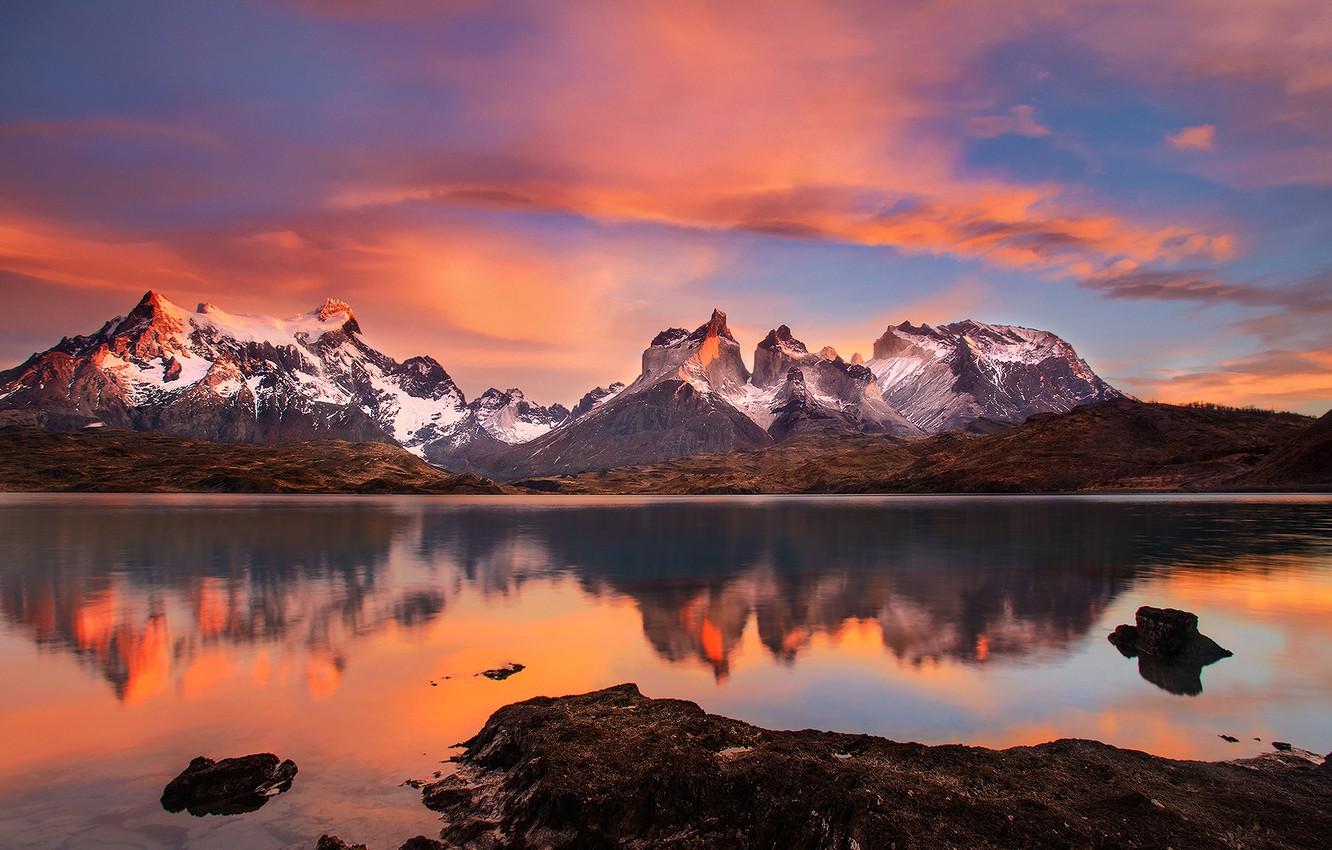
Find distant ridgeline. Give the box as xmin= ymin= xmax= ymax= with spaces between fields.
xmin=0 ymin=289 xmax=1172 ymax=480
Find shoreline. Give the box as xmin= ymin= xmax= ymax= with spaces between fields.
xmin=331 ymin=684 xmax=1332 ymax=849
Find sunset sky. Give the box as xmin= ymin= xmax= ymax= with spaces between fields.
xmin=2 ymin=1 xmax=1330 ymax=413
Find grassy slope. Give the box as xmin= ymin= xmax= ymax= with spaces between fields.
xmin=0 ymin=425 xmax=502 ymax=494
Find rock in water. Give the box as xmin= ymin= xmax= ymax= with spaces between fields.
xmin=315 ymin=837 xmax=367 ymax=850
xmin=1134 ymin=606 xmax=1198 ymax=656
xmin=1106 ymin=606 xmax=1233 ymax=696
xmin=478 ymin=662 xmax=525 ymax=681
xmin=161 ymin=753 xmax=297 ymax=816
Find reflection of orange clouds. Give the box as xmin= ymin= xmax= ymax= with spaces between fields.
xmin=978 ymin=708 xmax=1208 ymax=761
xmin=250 ymin=651 xmax=273 ymax=685
xmin=1149 ymin=561 xmax=1332 ymax=620
xmin=179 ymin=652 xmax=236 ymax=698
xmin=305 ymin=651 xmax=344 ymax=700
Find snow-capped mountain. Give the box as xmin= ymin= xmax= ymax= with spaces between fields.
xmin=740 ymin=325 xmax=921 ymax=438
xmin=469 ymin=388 xmax=570 ymax=443
xmin=2 ymin=294 xmax=1123 ymax=477
xmin=0 ymin=291 xmax=563 ymax=461
xmin=490 ymin=310 xmax=773 ymax=478
xmin=868 ymin=320 xmax=1124 ymax=432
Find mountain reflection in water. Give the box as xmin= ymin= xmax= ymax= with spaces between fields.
xmin=3 ymin=495 xmax=1331 ymax=849
xmin=3 ymin=496 xmax=1330 ymax=699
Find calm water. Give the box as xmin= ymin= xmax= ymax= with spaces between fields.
xmin=1 ymin=494 xmax=1331 ymax=849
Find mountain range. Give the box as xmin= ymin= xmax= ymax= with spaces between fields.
xmin=0 ymin=291 xmax=1125 ymax=478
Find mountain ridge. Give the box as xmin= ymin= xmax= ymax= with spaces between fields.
xmin=3 ymin=291 xmax=1135 ymax=477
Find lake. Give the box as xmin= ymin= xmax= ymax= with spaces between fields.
xmin=1 ymin=494 xmax=1330 ymax=849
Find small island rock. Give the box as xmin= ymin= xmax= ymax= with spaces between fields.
xmin=161 ymin=753 xmax=297 ymax=816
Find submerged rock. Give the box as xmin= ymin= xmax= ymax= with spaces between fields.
xmin=416 ymin=683 xmax=1332 ymax=849
xmin=1107 ymin=606 xmax=1233 ymax=695
xmin=478 ymin=662 xmax=525 ymax=681
xmin=161 ymin=753 xmax=297 ymax=816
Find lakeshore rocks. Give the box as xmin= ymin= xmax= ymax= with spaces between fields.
xmin=1107 ymin=606 xmax=1233 ymax=695
xmin=161 ymin=753 xmax=297 ymax=816
xmin=416 ymin=683 xmax=1332 ymax=849
xmin=315 ymin=837 xmax=367 ymax=850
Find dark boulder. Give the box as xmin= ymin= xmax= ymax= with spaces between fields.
xmin=1107 ymin=623 xmax=1139 ymax=655
xmin=478 ymin=662 xmax=525 ymax=681
xmin=315 ymin=837 xmax=366 ymax=850
xmin=161 ymin=753 xmax=297 ymax=816
xmin=1134 ymin=606 xmax=1199 ymax=656
xmin=398 ymin=838 xmax=448 ymax=850
xmin=1106 ymin=606 xmax=1233 ymax=695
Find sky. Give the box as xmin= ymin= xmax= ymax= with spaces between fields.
xmin=1 ymin=0 xmax=1330 ymax=413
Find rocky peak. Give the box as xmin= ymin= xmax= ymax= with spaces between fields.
xmin=753 ymin=324 xmax=815 ymax=387
xmin=819 ymin=346 xmax=839 ymax=361
xmin=570 ymin=382 xmax=627 ymax=419
xmin=316 ymin=298 xmax=355 ymax=322
xmin=850 ymin=352 xmax=864 ymax=365
xmin=757 ymin=325 xmax=806 ymax=352
xmin=688 ymin=308 xmax=736 ymax=343
xmin=650 ymin=328 xmax=690 ymax=348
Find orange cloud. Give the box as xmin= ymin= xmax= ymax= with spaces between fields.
xmin=1167 ymin=124 xmax=1217 ymax=151
xmin=1127 ymin=347 xmax=1332 ymax=410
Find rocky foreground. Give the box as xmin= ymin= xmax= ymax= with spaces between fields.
xmin=0 ymin=423 xmax=501 ymax=494
xmin=386 ymin=684 xmax=1332 ymax=850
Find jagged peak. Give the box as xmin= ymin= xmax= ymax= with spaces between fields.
xmin=315 ymin=298 xmax=355 ymax=322
xmin=758 ymin=324 xmax=806 ymax=352
xmin=850 ymin=352 xmax=864 ymax=365
xmin=130 ymin=290 xmax=186 ymax=316
xmin=819 ymin=345 xmax=839 ymax=361
xmin=689 ymin=308 xmax=736 ymax=343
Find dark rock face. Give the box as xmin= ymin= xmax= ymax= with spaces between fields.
xmin=1107 ymin=606 xmax=1234 ymax=696
xmin=489 ymin=380 xmax=772 ymax=478
xmin=1134 ymin=606 xmax=1198 ymax=655
xmin=419 ymin=684 xmax=1332 ymax=849
xmin=767 ymin=367 xmax=862 ymax=442
xmin=752 ymin=325 xmax=809 ymax=388
xmin=315 ymin=836 xmax=367 ymax=850
xmin=569 ymin=382 xmax=626 ymax=420
xmin=161 ymin=753 xmax=297 ymax=816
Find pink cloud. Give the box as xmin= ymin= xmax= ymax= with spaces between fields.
xmin=1167 ymin=125 xmax=1217 ymax=151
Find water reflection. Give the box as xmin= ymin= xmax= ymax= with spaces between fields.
xmin=3 ymin=497 xmax=1330 ymax=699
